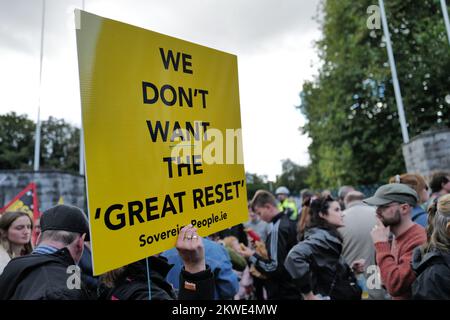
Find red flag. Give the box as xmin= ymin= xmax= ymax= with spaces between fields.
xmin=0 ymin=182 xmax=41 ymax=243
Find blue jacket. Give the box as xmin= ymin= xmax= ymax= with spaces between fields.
xmin=161 ymin=238 xmax=239 ymax=299
xmin=411 ymin=205 xmax=428 ymax=228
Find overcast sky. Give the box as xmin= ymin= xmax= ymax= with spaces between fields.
xmin=0 ymin=0 xmax=322 ymax=180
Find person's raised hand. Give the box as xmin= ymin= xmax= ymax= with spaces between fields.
xmin=237 ymin=243 xmax=254 ymax=258
xmin=176 ymin=224 xmax=205 ymax=273
xmin=351 ymin=258 xmax=366 ymax=274
xmin=370 ymin=218 xmax=390 ymax=244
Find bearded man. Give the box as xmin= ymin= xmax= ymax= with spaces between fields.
xmin=363 ymin=183 xmax=426 ymax=300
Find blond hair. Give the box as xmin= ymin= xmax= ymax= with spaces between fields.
xmin=222 ymin=236 xmax=238 ymax=248
xmin=425 ymin=194 xmax=450 ymax=253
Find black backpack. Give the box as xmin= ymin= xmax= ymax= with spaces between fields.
xmin=328 ymin=262 xmax=362 ymax=300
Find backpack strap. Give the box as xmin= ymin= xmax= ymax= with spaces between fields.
xmin=412 ymin=210 xmax=426 ymax=222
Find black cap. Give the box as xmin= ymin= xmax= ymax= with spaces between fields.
xmin=41 ymin=205 xmax=90 ymax=240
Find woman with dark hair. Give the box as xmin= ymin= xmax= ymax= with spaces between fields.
xmin=284 ymin=196 xmax=364 ymax=300
xmin=0 ymin=211 xmax=33 ymax=275
xmin=296 ymin=192 xmax=321 ymax=242
xmin=425 ymin=172 xmax=450 ymax=211
xmin=411 ymin=194 xmax=450 ymax=299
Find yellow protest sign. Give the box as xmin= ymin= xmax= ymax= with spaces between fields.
xmin=76 ymin=10 xmax=247 ymax=275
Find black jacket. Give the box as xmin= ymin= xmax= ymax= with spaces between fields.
xmin=0 ymin=248 xmax=94 ymax=300
xmin=249 ymin=212 xmax=301 ymax=299
xmin=411 ymin=247 xmax=450 ymax=300
xmin=102 ymin=256 xmax=215 ymax=300
xmin=284 ymin=227 xmax=361 ymax=300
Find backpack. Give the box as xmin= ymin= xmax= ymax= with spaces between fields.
xmin=328 ymin=262 xmax=362 ymax=300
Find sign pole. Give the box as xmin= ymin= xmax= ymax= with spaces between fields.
xmin=146 ymin=257 xmax=152 ymax=300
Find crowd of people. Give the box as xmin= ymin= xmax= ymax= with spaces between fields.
xmin=0 ymin=171 xmax=449 ymax=300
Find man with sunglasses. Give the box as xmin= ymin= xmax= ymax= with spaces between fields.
xmin=363 ymin=183 xmax=426 ymax=300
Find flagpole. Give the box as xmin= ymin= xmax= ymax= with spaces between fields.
xmin=379 ymin=0 xmax=409 ymax=144
xmin=441 ymin=0 xmax=450 ymax=46
xmin=34 ymin=0 xmax=45 ymax=171
xmin=34 ymin=0 xmax=46 ymax=171
xmin=79 ymin=0 xmax=85 ymax=176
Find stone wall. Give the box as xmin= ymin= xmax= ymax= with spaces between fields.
xmin=0 ymin=170 xmax=86 ymax=212
xmin=402 ymin=128 xmax=450 ymax=178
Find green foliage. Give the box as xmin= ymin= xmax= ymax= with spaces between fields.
xmin=246 ymin=172 xmax=272 ymax=200
xmin=247 ymin=159 xmax=310 ymax=200
xmin=0 ymin=112 xmax=35 ymax=169
xmin=275 ymin=159 xmax=310 ymax=196
xmin=0 ymin=112 xmax=80 ymax=173
xmin=300 ymin=0 xmax=450 ymax=189
xmin=40 ymin=117 xmax=80 ymax=172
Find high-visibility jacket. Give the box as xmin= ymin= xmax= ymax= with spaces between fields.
xmin=277 ymin=199 xmax=298 ymax=221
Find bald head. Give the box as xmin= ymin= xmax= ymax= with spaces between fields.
xmin=344 ymin=191 xmax=365 ymax=207
xmin=338 ymin=185 xmax=355 ymax=201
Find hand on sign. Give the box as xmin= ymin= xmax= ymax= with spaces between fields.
xmin=176 ymin=224 xmax=205 ymax=274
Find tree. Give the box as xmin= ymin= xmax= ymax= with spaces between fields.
xmin=0 ymin=112 xmax=35 ymax=169
xmin=275 ymin=159 xmax=310 ymax=196
xmin=246 ymin=172 xmax=273 ymax=200
xmin=0 ymin=112 xmax=80 ymax=173
xmin=299 ymin=0 xmax=450 ymax=189
xmin=40 ymin=117 xmax=80 ymax=172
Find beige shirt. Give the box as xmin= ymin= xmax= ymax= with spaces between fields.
xmin=340 ymin=201 xmax=389 ymax=299
xmin=340 ymin=201 xmax=377 ymax=267
xmin=0 ymin=245 xmax=12 ymax=276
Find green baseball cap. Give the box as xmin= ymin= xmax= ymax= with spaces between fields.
xmin=363 ymin=183 xmax=418 ymax=207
